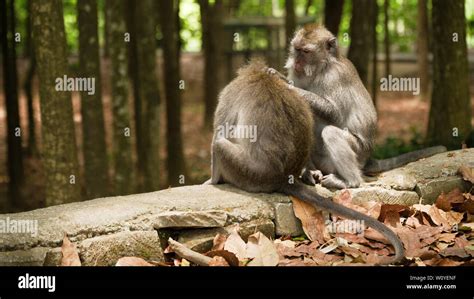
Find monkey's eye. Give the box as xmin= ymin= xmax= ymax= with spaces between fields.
xmin=302 ymin=49 xmax=311 ymax=54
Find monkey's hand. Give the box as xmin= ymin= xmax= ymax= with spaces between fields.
xmin=265 ymin=67 xmax=290 ymax=84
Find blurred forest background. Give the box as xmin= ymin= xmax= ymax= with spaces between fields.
xmin=0 ymin=0 xmax=473 ymax=213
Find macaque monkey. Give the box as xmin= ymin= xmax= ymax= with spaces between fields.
xmin=209 ymin=59 xmax=404 ymax=264
xmin=274 ymin=24 xmax=446 ymax=189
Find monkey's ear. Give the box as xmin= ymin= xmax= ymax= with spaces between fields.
xmin=327 ymin=37 xmax=338 ymax=54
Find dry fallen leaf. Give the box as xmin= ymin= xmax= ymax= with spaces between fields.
xmin=428 ymin=206 xmax=451 ymax=228
xmin=278 ymin=258 xmax=316 ymax=266
xmin=405 ymin=216 xmax=423 ymax=228
xmin=458 ymin=165 xmax=474 ymax=184
xmin=379 ymin=204 xmax=412 ymax=222
xmin=459 ymin=197 xmax=474 ymax=214
xmin=439 ymin=248 xmax=470 ymax=259
xmin=363 ymin=228 xmax=390 ymax=245
xmin=246 ymin=232 xmax=279 ymax=266
xmin=224 ymin=228 xmax=247 ymax=260
xmin=205 ymin=250 xmax=239 ymax=266
xmin=436 ymin=232 xmax=457 ymax=244
xmin=208 ymin=256 xmax=230 ymax=266
xmin=211 ymin=233 xmax=227 ymax=251
xmin=61 ymin=234 xmax=81 ymax=266
xmin=332 ymin=190 xmax=369 ymax=216
xmin=115 ymin=257 xmax=154 ymax=266
xmin=290 ymin=196 xmax=329 ymax=243
xmin=359 ymin=201 xmax=382 ymax=219
xmin=435 ymin=189 xmax=465 ymax=212
xmin=393 ymin=226 xmax=423 ymax=258
xmin=453 ymin=235 xmax=470 ymax=249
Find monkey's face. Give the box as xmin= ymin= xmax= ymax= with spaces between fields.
xmin=286 ymin=25 xmax=338 ymax=77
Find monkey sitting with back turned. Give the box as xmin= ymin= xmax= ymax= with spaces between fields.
xmin=209 ymin=58 xmax=404 ymax=264
xmin=270 ymin=24 xmax=446 ymax=189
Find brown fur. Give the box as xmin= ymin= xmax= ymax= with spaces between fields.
xmin=208 ymin=58 xmax=404 ymax=264
xmin=211 ymin=59 xmax=313 ymax=192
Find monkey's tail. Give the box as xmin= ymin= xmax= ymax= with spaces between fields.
xmin=281 ymin=181 xmax=404 ymax=265
xmin=363 ymin=145 xmax=447 ymax=174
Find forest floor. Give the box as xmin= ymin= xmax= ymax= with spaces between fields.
xmin=0 ymin=53 xmax=473 ymax=212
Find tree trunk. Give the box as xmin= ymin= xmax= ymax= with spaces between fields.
xmin=371 ymin=0 xmax=378 ymax=106
xmin=304 ymin=0 xmax=313 ymax=16
xmin=23 ymin=0 xmax=37 ymax=157
xmin=77 ymin=0 xmax=109 ymax=199
xmin=159 ymin=0 xmax=187 ymax=187
xmin=383 ymin=0 xmax=390 ymax=77
xmin=285 ymin=0 xmax=296 ymax=51
xmin=347 ymin=0 xmax=372 ymax=87
xmin=106 ymin=0 xmax=135 ymax=195
xmin=125 ymin=0 xmax=144 ymax=189
xmin=31 ymin=0 xmax=81 ymax=206
xmin=324 ymin=0 xmax=344 ymax=36
xmin=199 ymin=0 xmax=225 ymax=130
xmin=417 ymin=0 xmax=430 ymax=101
xmin=1 ymin=0 xmax=24 ymax=207
xmin=133 ymin=0 xmax=161 ymax=191
xmin=103 ymin=0 xmax=110 ymax=58
xmin=427 ymin=0 xmax=471 ymax=149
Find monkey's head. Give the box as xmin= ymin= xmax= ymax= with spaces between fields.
xmin=285 ymin=24 xmax=338 ymax=77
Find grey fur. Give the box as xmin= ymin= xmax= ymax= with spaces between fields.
xmin=210 ymin=59 xmax=404 ymax=264
xmin=285 ymin=24 xmax=445 ymax=189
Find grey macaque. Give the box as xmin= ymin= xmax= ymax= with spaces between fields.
xmin=209 ymin=59 xmax=404 ymax=264
xmin=279 ymin=24 xmax=446 ymax=189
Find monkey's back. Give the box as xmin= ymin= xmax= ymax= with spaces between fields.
xmin=214 ymin=60 xmax=314 ymax=191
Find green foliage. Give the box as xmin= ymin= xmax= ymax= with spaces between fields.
xmin=179 ymin=0 xmax=202 ymax=51
xmin=11 ymin=0 xmax=474 ymax=54
xmin=237 ymin=0 xmax=274 ymax=17
xmin=467 ymin=0 xmax=474 ymax=47
xmin=63 ymin=0 xmax=79 ymax=54
xmin=372 ymin=126 xmax=425 ymax=159
xmin=292 ymin=235 xmax=308 ymax=241
xmin=13 ymin=0 xmax=27 ymax=56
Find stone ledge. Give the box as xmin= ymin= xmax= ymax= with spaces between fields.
xmin=0 ymin=149 xmax=471 ymax=266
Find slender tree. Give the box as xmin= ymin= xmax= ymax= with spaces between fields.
xmin=125 ymin=0 xmax=144 ymax=188
xmin=77 ymin=0 xmax=109 ymax=199
xmin=285 ymin=0 xmax=296 ymax=51
xmin=383 ymin=0 xmax=390 ymax=77
xmin=324 ymin=0 xmax=344 ymax=36
xmin=159 ymin=0 xmax=187 ymax=187
xmin=199 ymin=0 xmax=225 ymax=130
xmin=134 ymin=0 xmax=161 ymax=191
xmin=347 ymin=0 xmax=372 ymax=87
xmin=106 ymin=0 xmax=135 ymax=195
xmin=23 ymin=0 xmax=37 ymax=156
xmin=103 ymin=0 xmax=110 ymax=58
xmin=427 ymin=0 xmax=471 ymax=149
xmin=371 ymin=0 xmax=379 ymax=106
xmin=1 ymin=0 xmax=24 ymax=206
xmin=31 ymin=0 xmax=81 ymax=205
xmin=304 ymin=0 xmax=313 ymax=16
xmin=417 ymin=0 xmax=430 ymax=101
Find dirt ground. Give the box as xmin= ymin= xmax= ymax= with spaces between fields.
xmin=0 ymin=53 xmax=473 ymax=212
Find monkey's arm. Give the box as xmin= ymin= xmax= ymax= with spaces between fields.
xmin=266 ymin=68 xmax=342 ymax=122
xmin=210 ymin=135 xmax=223 ymax=184
xmin=293 ymin=87 xmax=343 ymax=124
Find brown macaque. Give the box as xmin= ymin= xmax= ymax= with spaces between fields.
xmin=278 ymin=24 xmax=446 ymax=189
xmin=209 ymin=59 xmax=404 ymax=264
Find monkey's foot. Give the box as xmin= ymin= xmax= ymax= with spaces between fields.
xmin=321 ymin=174 xmax=347 ymax=189
xmin=301 ymin=169 xmax=324 ymax=186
